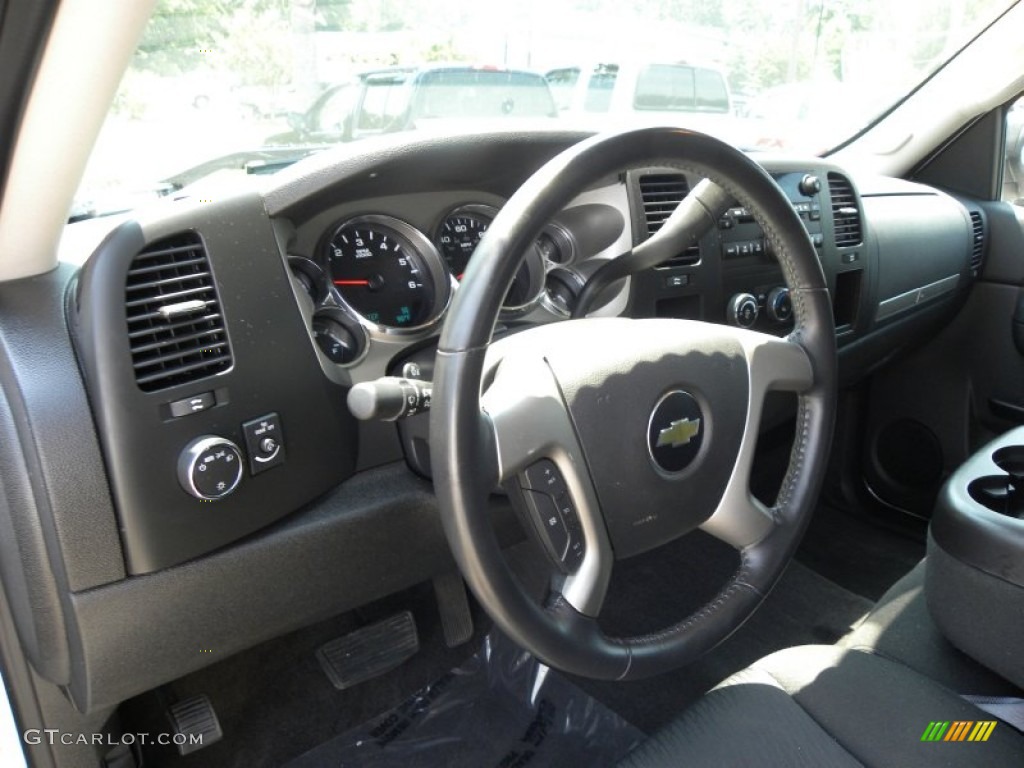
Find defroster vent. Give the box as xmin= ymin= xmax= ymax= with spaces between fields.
xmin=827 ymin=173 xmax=862 ymax=247
xmin=125 ymin=233 xmax=232 ymax=392
xmin=638 ymin=171 xmax=700 ymax=266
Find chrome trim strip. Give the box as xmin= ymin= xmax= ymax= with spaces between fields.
xmin=875 ymin=274 xmax=960 ymax=322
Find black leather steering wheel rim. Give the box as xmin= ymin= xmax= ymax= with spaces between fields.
xmin=430 ymin=127 xmax=837 ymax=680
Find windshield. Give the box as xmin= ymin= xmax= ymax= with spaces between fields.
xmin=74 ymin=0 xmax=1016 ymax=218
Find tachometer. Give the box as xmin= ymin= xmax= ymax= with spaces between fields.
xmin=325 ymin=215 xmax=450 ymax=331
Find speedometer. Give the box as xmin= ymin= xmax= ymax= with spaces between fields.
xmin=437 ymin=205 xmax=497 ymax=280
xmin=436 ymin=205 xmax=546 ymax=315
xmin=325 ymin=215 xmax=450 ymax=331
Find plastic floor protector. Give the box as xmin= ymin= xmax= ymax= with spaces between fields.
xmin=285 ymin=631 xmax=644 ymax=767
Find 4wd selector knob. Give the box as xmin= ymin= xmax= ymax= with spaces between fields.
xmin=767 ymin=287 xmax=793 ymax=323
xmin=799 ymin=174 xmax=821 ymax=196
xmin=178 ymin=436 xmax=243 ymax=500
xmin=727 ymin=293 xmax=759 ymax=328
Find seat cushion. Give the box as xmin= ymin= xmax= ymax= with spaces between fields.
xmin=620 ymin=645 xmax=1024 ymax=767
xmin=842 ymin=560 xmax=1023 ymax=698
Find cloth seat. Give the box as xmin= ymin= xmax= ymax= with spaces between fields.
xmin=619 ymin=645 xmax=1024 ymax=767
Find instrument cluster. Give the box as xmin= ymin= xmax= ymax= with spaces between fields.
xmin=289 ymin=202 xmax=579 ymax=366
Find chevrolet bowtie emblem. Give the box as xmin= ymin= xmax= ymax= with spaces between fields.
xmin=656 ymin=418 xmax=701 ymax=448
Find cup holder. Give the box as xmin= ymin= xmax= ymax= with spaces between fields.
xmin=994 ymin=446 xmax=1024 ymax=479
xmin=968 ymin=476 xmax=1015 ymax=515
xmin=969 ymin=446 xmax=1024 ymax=517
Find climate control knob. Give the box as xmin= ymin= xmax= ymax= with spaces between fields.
xmin=727 ymin=293 xmax=759 ymax=328
xmin=767 ymin=287 xmax=793 ymax=323
xmin=178 ymin=436 xmax=243 ymax=500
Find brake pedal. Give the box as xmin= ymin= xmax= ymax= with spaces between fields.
xmin=433 ymin=571 xmax=474 ymax=648
xmin=316 ymin=611 xmax=419 ymax=690
xmin=166 ymin=694 xmax=222 ymax=755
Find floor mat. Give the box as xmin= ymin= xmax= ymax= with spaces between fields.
xmin=796 ymin=503 xmax=925 ymax=600
xmin=284 ymin=632 xmax=643 ymax=768
xmin=120 ymin=582 xmax=495 ymax=768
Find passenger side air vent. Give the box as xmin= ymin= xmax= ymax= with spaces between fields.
xmin=638 ymin=171 xmax=700 ymax=266
xmin=125 ymin=233 xmax=232 ymax=392
xmin=827 ymin=173 xmax=862 ymax=247
xmin=969 ymin=211 xmax=985 ymax=274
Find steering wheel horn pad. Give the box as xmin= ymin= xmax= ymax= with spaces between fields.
xmin=522 ymin=318 xmax=750 ymax=560
xmin=430 ymin=127 xmax=837 ymax=680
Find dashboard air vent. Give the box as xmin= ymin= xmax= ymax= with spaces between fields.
xmin=639 ymin=172 xmax=690 ymax=235
xmin=638 ymin=171 xmax=700 ymax=266
xmin=827 ymin=173 xmax=862 ymax=247
xmin=969 ymin=211 xmax=985 ymax=273
xmin=125 ymin=233 xmax=232 ymax=392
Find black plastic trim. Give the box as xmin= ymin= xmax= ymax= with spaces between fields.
xmin=65 ymin=463 xmax=520 ymax=712
xmin=72 ymin=193 xmax=358 ymax=573
xmin=0 ymin=264 xmax=128 ymax=684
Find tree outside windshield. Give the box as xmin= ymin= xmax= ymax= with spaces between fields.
xmin=75 ymin=0 xmax=1013 ymax=215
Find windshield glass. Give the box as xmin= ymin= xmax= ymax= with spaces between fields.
xmin=74 ymin=0 xmax=1016 ymax=218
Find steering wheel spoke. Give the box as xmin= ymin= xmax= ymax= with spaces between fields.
xmin=742 ymin=332 xmax=816 ymax=395
xmin=481 ymin=350 xmax=612 ymax=616
xmin=701 ymin=332 xmax=813 ymax=549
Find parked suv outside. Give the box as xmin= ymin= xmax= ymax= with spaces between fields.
xmin=268 ymin=65 xmax=558 ymax=145
xmin=544 ymin=61 xmax=735 ymax=139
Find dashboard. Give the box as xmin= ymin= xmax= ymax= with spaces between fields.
xmin=3 ymin=128 xmax=987 ymax=713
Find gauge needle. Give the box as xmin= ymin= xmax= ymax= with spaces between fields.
xmin=334 ymin=279 xmax=370 ymax=286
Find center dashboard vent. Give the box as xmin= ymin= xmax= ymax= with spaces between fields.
xmin=125 ymin=232 xmax=232 ymax=392
xmin=969 ymin=210 xmax=985 ymax=273
xmin=827 ymin=172 xmax=862 ymax=247
xmin=638 ymin=171 xmax=700 ymax=266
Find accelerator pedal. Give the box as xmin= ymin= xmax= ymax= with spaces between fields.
xmin=316 ymin=611 xmax=419 ymax=690
xmin=433 ymin=571 xmax=474 ymax=648
xmin=166 ymin=694 xmax=222 ymax=755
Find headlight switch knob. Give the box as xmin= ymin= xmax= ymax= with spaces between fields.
xmin=178 ymin=436 xmax=244 ymax=500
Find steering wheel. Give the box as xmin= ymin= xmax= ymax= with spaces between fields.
xmin=430 ymin=127 xmax=837 ymax=680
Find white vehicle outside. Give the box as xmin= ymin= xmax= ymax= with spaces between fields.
xmin=544 ymin=61 xmax=737 ymax=140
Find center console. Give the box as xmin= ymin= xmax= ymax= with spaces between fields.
xmin=927 ymin=426 xmax=1024 ymax=689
